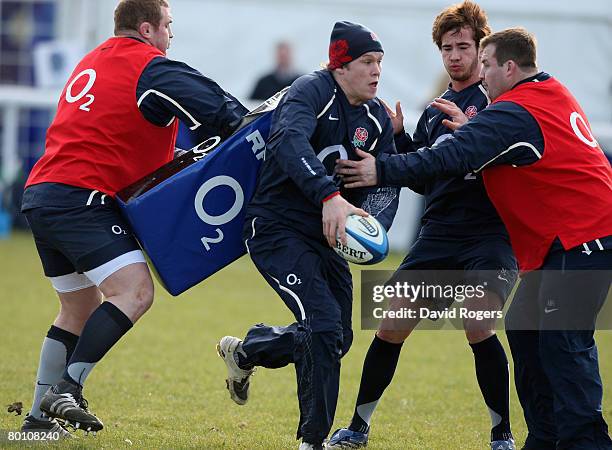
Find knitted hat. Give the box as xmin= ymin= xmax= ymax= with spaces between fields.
xmin=328 ymin=21 xmax=384 ymax=70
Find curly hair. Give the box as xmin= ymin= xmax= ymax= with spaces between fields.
xmin=431 ymin=1 xmax=491 ymax=49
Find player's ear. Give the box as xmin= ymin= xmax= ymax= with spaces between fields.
xmin=336 ymin=64 xmax=349 ymax=76
xmin=505 ymin=59 xmax=516 ymax=75
xmin=139 ymin=21 xmax=153 ymax=38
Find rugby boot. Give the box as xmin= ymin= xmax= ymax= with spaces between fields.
xmin=21 ymin=414 xmax=73 ymax=439
xmin=39 ymin=380 xmax=103 ymax=432
xmin=327 ymin=427 xmax=369 ymax=448
xmin=217 ymin=336 xmax=255 ymax=405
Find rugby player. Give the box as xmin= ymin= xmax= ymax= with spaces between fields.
xmin=21 ymin=0 xmax=247 ymax=435
xmin=216 ymin=21 xmax=399 ymax=450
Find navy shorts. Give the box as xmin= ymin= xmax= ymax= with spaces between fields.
xmin=395 ymin=234 xmax=518 ymax=308
xmin=23 ymin=183 xmax=142 ymax=288
xmin=506 ymin=236 xmax=612 ymax=330
xmin=243 ymin=216 xmax=353 ymax=337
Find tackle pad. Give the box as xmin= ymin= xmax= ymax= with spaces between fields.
xmin=116 ymin=92 xmax=286 ymax=295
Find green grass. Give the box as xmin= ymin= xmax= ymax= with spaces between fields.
xmin=1 ymin=231 xmax=611 ymax=449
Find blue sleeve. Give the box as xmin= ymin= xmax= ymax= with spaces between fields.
xmin=394 ymin=131 xmax=416 ymax=153
xmin=378 ymin=101 xmax=544 ymax=189
xmin=393 ymin=111 xmax=429 ymax=153
xmin=137 ymin=57 xmax=248 ymax=141
xmin=412 ymin=112 xmax=429 ymax=149
xmin=392 ymin=111 xmax=428 ymax=194
xmin=265 ymin=76 xmax=338 ymax=205
xmin=348 ymin=115 xmax=400 ymax=230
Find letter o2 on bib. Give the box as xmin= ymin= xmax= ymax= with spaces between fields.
xmin=66 ymin=69 xmax=97 ymax=112
xmin=570 ymin=111 xmax=598 ymax=148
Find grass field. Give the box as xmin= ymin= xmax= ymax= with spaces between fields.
xmin=1 ymin=231 xmax=611 ymax=449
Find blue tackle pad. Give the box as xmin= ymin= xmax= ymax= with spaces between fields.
xmin=116 ymin=93 xmax=284 ymax=296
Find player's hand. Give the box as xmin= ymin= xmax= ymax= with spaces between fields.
xmin=381 ymin=99 xmax=405 ymax=135
xmin=335 ymin=148 xmax=378 ymax=188
xmin=322 ymin=195 xmax=368 ymax=247
xmin=431 ymin=97 xmax=468 ymax=131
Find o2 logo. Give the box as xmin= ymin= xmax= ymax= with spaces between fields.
xmin=193 ymin=128 xmax=267 ymax=252
xmin=317 ymin=145 xmax=347 ymax=185
xmin=286 ymin=274 xmax=302 ymax=285
xmin=111 ymin=225 xmax=128 ymax=235
xmin=194 ymin=176 xmax=244 ymax=251
xmin=66 ymin=69 xmax=96 ymax=112
xmin=192 ymin=136 xmax=222 ymax=162
xmin=570 ymin=111 xmax=598 ymax=148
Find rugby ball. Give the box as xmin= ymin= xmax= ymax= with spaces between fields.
xmin=335 ymin=215 xmax=389 ymax=265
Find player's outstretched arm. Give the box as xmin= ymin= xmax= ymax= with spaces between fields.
xmin=136 ymin=58 xmax=248 ymax=140
xmin=337 ymin=103 xmax=543 ymax=191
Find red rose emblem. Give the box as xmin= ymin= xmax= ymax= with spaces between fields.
xmin=355 ymin=127 xmax=368 ymax=142
xmin=329 ymin=39 xmax=352 ymax=69
xmin=464 ymin=105 xmax=478 ymax=119
xmin=352 ymin=127 xmax=369 ymax=148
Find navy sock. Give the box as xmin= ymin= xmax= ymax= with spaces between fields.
xmin=47 ymin=325 xmax=79 ymax=363
xmin=348 ymin=335 xmax=403 ymax=433
xmin=63 ymin=302 xmax=133 ymax=386
xmin=469 ymin=334 xmax=512 ymax=442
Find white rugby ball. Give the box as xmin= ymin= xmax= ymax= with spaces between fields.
xmin=334 ymin=215 xmax=389 ymax=265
